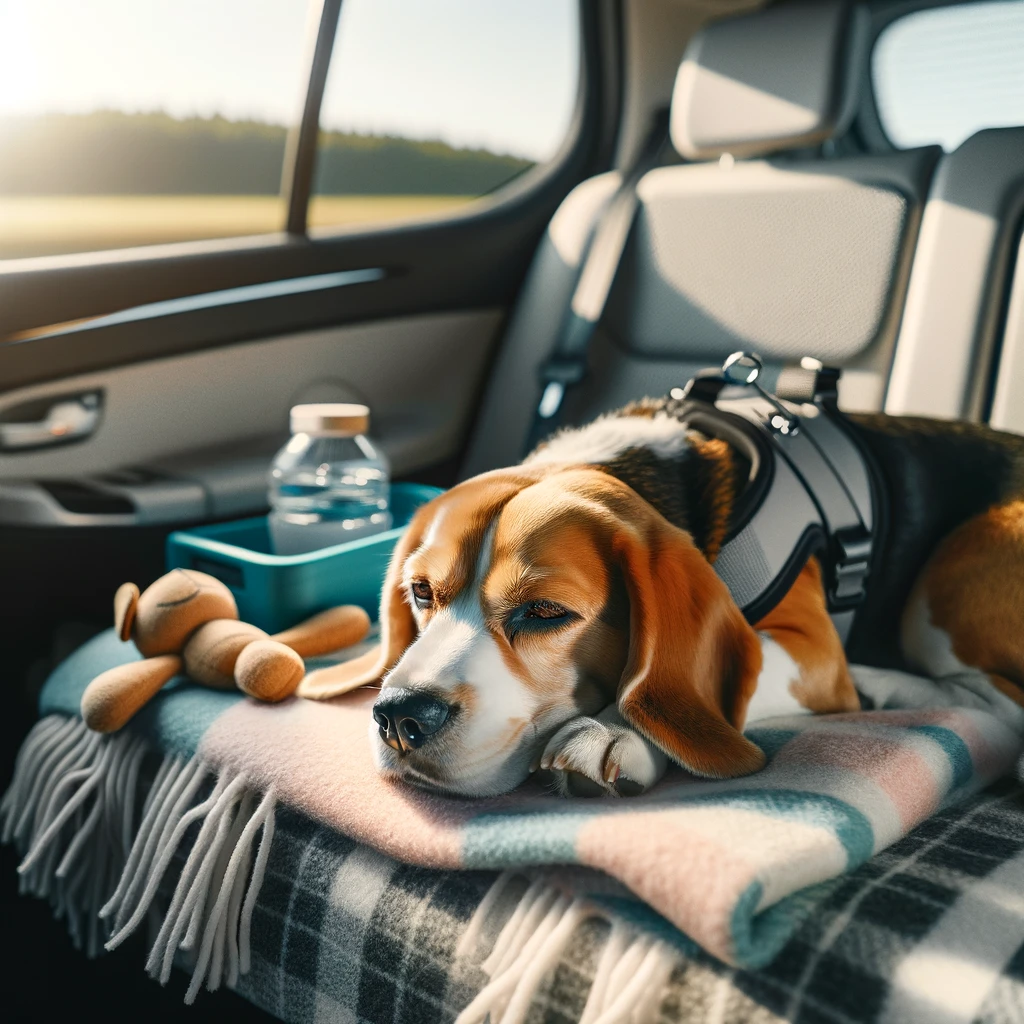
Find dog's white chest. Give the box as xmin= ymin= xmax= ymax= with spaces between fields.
xmin=743 ymin=635 xmax=810 ymax=727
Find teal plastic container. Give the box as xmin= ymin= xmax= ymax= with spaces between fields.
xmin=165 ymin=482 xmax=443 ymax=633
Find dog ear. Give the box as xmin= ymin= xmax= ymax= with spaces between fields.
xmin=297 ymin=501 xmax=437 ymax=699
xmin=611 ymin=495 xmax=766 ymax=779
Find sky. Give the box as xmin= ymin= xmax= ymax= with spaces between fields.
xmin=872 ymin=0 xmax=1024 ymax=151
xmin=322 ymin=0 xmax=579 ymax=160
xmin=0 ymin=0 xmax=580 ymax=161
xmin=5 ymin=0 xmax=1019 ymax=161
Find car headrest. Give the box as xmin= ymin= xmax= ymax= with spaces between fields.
xmin=671 ymin=0 xmax=867 ymax=161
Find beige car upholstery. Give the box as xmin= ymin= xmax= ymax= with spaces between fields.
xmin=603 ymin=151 xmax=930 ymax=368
xmin=886 ymin=129 xmax=1024 ymax=422
xmin=990 ymin=230 xmax=1024 ymax=435
xmin=462 ymin=0 xmax=937 ymax=477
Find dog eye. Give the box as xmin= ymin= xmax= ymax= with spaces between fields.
xmin=411 ymin=581 xmax=434 ymax=608
xmin=504 ymin=599 xmax=576 ymax=642
xmin=525 ymin=600 xmax=569 ymax=620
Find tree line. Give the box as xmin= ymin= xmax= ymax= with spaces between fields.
xmin=0 ymin=111 xmax=533 ymax=196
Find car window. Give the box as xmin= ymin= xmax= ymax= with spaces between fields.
xmin=309 ymin=0 xmax=580 ymax=236
xmin=0 ymin=0 xmax=312 ymax=260
xmin=871 ymin=0 xmax=1024 ymax=151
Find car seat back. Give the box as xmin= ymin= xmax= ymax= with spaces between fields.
xmin=462 ymin=0 xmax=939 ymax=477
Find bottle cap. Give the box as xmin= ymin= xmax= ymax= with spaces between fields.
xmin=290 ymin=403 xmax=369 ymax=437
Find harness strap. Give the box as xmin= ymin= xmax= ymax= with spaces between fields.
xmin=524 ymin=110 xmax=671 ymax=455
xmin=672 ymin=362 xmax=876 ymax=642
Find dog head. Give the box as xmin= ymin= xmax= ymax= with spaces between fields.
xmin=301 ymin=466 xmax=765 ymax=795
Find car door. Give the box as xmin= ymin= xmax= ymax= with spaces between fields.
xmin=0 ymin=0 xmax=619 ymax=774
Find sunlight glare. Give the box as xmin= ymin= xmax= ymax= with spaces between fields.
xmin=0 ymin=5 xmax=43 ymax=118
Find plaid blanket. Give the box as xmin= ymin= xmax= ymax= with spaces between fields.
xmin=4 ymin=627 xmax=1024 ymax=1021
xmin=239 ymin=779 xmax=1024 ymax=1024
xmin=33 ymin=630 xmax=1023 ymax=964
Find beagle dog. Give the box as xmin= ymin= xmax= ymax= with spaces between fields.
xmin=299 ymin=401 xmax=1024 ymax=798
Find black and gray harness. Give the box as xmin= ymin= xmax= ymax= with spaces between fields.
xmin=666 ymin=352 xmax=877 ymax=642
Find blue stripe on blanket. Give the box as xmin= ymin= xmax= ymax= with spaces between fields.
xmin=461 ymin=790 xmax=874 ymax=870
xmin=461 ymin=809 xmax=588 ymax=866
xmin=40 ymin=629 xmax=141 ymax=716
xmin=680 ymin=791 xmax=876 ymax=866
xmin=730 ymin=876 xmax=840 ymax=968
xmin=745 ymin=728 xmax=801 ymax=759
xmin=910 ymin=725 xmax=974 ymax=789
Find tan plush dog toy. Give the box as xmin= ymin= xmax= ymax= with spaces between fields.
xmin=81 ymin=568 xmax=371 ymax=733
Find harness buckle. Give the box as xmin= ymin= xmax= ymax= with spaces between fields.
xmin=722 ymin=351 xmax=800 ymax=435
xmin=829 ymin=526 xmax=872 ymax=608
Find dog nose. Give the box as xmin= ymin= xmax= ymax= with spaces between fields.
xmin=372 ymin=688 xmax=450 ymax=754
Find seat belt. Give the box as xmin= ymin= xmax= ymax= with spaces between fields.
xmin=524 ymin=109 xmax=671 ymax=455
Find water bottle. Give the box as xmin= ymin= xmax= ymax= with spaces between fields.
xmin=268 ymin=404 xmax=392 ymax=555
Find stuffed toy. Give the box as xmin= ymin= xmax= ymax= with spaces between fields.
xmin=81 ymin=568 xmax=371 ymax=733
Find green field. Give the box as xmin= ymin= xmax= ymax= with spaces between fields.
xmin=0 ymin=194 xmax=476 ymax=260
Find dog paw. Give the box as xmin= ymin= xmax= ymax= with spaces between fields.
xmin=538 ymin=712 xmax=667 ymax=797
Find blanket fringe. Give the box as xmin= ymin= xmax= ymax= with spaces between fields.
xmin=455 ymin=872 xmax=679 ymax=1024
xmin=0 ymin=714 xmax=275 ymax=1004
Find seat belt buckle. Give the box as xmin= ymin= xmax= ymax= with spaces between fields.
xmin=536 ymin=357 xmax=588 ymax=421
xmin=828 ymin=526 xmax=871 ymax=609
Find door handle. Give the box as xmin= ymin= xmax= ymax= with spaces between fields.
xmin=0 ymin=391 xmax=102 ymax=451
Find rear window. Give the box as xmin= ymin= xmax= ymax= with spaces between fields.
xmin=871 ymin=0 xmax=1024 ymax=151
